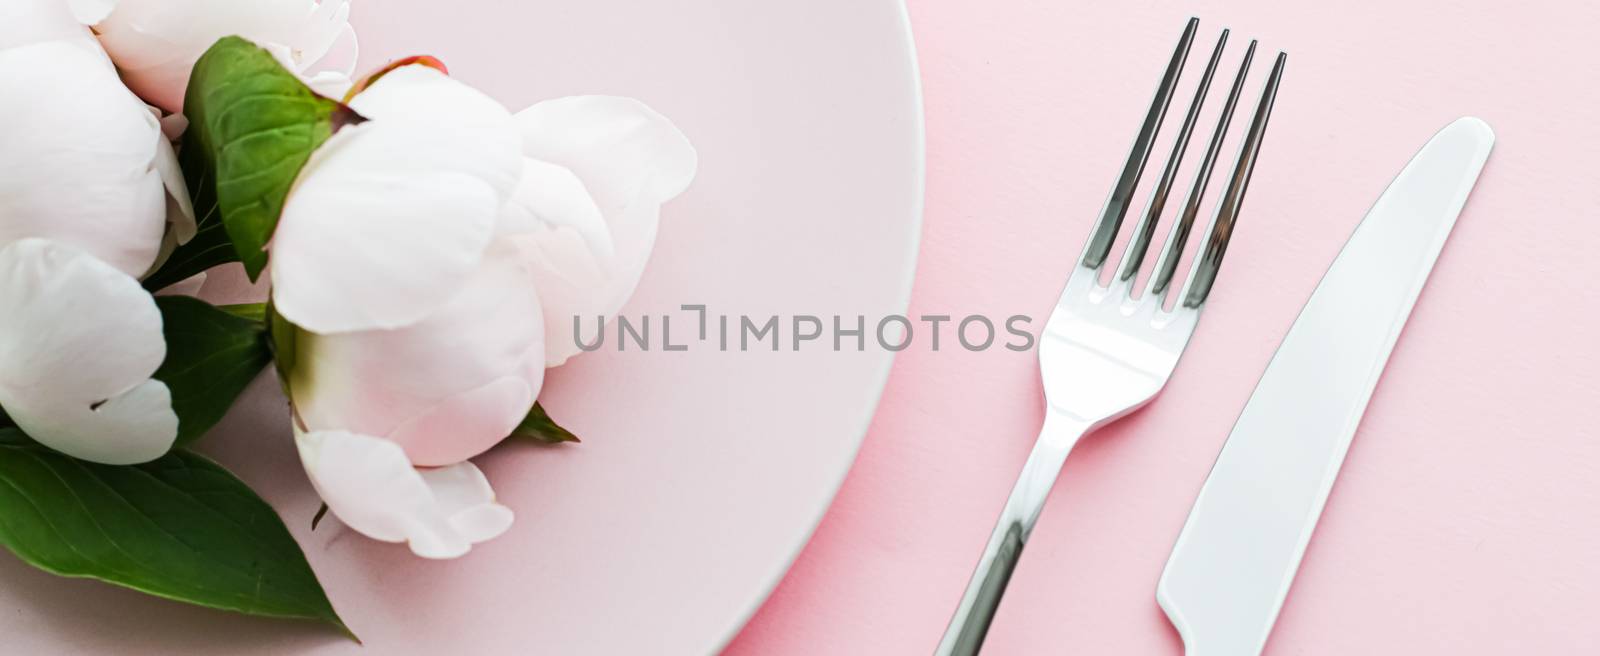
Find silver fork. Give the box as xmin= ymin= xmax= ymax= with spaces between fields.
xmin=936 ymin=18 xmax=1286 ymax=655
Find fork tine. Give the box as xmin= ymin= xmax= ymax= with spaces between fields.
xmin=1080 ymin=17 xmax=1199 ymax=269
xmin=1115 ymin=29 xmax=1230 ymax=288
xmin=1147 ymin=39 xmax=1258 ymax=300
xmin=1180 ymin=51 xmax=1287 ymax=308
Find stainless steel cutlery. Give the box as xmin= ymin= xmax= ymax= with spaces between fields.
xmin=936 ymin=14 xmax=1497 ymax=654
xmin=937 ymin=18 xmax=1286 ymax=655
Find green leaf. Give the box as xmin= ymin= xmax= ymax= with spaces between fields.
xmin=0 ymin=429 xmax=350 ymax=637
xmin=153 ymin=297 xmax=273 ymax=446
xmin=151 ymin=36 xmax=364 ymax=285
xmin=510 ymin=403 xmax=581 ymax=444
xmin=265 ymin=302 xmax=298 ymax=395
xmin=219 ymin=302 xmax=268 ymax=323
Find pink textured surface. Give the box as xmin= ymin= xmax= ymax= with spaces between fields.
xmin=728 ymin=0 xmax=1600 ymax=654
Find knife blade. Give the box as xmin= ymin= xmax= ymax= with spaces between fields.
xmin=1157 ymin=116 xmax=1495 ymax=656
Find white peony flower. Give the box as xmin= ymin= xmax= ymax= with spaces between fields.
xmin=263 ymin=62 xmax=558 ymax=558
xmin=271 ymin=62 xmax=695 ymax=558
xmin=270 ymin=63 xmax=523 ymax=334
xmin=0 ymin=239 xmax=178 ymax=465
xmin=504 ymin=96 xmax=697 ymax=365
xmin=89 ymin=0 xmax=357 ymax=114
xmin=0 ymin=7 xmax=191 ymax=278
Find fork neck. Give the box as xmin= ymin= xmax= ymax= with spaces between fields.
xmin=1008 ymin=408 xmax=1095 ymax=542
xmin=1039 ymin=407 xmax=1096 ymax=451
xmin=933 ymin=408 xmax=1096 ymax=656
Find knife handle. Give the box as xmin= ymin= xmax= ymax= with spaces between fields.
xmin=937 ymin=410 xmax=1091 ymax=656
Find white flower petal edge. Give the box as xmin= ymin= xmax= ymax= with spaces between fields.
xmin=301 ymin=69 xmax=354 ymax=100
xmin=145 ymin=121 xmax=198 ymax=279
xmin=295 ymin=429 xmax=513 ymax=559
xmin=153 ymin=272 xmax=206 ymax=298
xmin=513 ymin=96 xmax=697 ymax=365
xmin=67 ymin=0 xmax=117 ymax=25
xmin=496 ymin=159 xmax=616 ymax=364
xmin=0 ymin=0 xmax=91 ymax=50
xmin=0 ymin=37 xmax=187 ymax=278
xmin=515 ymin=97 xmax=698 ymax=212
xmin=272 ymin=65 xmax=523 ymax=334
xmin=153 ymin=129 xmax=196 ymax=241
xmin=0 ymin=239 xmax=177 ymax=465
xmin=91 ymin=0 xmax=356 ymax=114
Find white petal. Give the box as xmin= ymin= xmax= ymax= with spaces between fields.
xmin=152 ymin=272 xmax=206 ymax=297
xmin=514 ymin=96 xmax=698 ymax=215
xmin=496 ymin=161 xmax=621 ymax=359
xmin=292 ymin=1 xmax=353 ymax=76
xmin=158 ymin=112 xmax=188 ymax=140
xmin=418 ymin=465 xmax=515 ymax=543
xmin=0 ymin=239 xmax=177 ymax=465
xmin=381 ymin=377 xmax=536 ymax=467
xmin=68 ymin=0 xmax=117 ymax=24
xmin=295 ymin=429 xmax=512 ymax=559
xmin=271 ymin=158 xmax=501 ymax=332
xmin=0 ymin=39 xmax=172 ymax=277
xmin=513 ymin=96 xmax=697 ymax=364
xmin=316 ymin=23 xmax=359 ymax=79
xmin=154 ymin=129 xmax=195 ymax=240
xmin=93 ymin=0 xmax=355 ymax=114
xmin=145 ymin=128 xmax=194 ymax=280
xmin=290 ymin=242 xmax=546 ymax=466
xmin=496 ymin=158 xmax=614 ymax=259
xmin=496 ymin=163 xmax=614 ymax=365
xmin=272 ymin=65 xmax=523 ymax=333
xmin=0 ymin=0 xmax=95 ymax=50
xmin=347 ymin=66 xmax=523 ymax=181
xmin=301 ymin=70 xmax=352 ymax=100
xmin=142 ymin=131 xmax=196 ymax=279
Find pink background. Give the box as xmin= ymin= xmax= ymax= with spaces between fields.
xmin=727 ymin=0 xmax=1600 ymax=654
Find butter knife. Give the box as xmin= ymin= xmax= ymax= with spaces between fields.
xmin=1157 ymin=116 xmax=1495 ymax=656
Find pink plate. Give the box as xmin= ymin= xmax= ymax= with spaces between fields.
xmin=0 ymin=0 xmax=923 ymax=653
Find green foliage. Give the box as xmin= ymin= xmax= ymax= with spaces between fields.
xmin=153 ymin=297 xmax=273 ymax=446
xmin=0 ymin=429 xmax=350 ymax=637
xmin=510 ymin=403 xmax=582 ymax=444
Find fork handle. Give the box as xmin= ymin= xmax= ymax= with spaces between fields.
xmin=936 ymin=410 xmax=1092 ymax=656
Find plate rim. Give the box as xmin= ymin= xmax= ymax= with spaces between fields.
xmin=705 ymin=0 xmax=927 ymax=650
